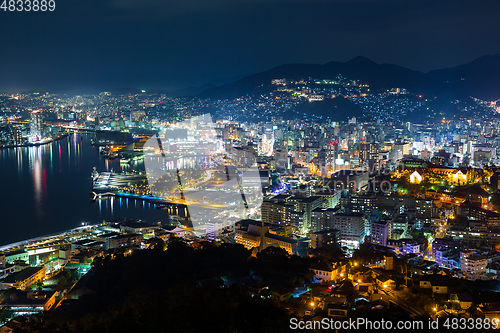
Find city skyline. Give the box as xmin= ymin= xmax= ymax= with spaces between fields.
xmin=3 ymin=1 xmax=500 ymax=331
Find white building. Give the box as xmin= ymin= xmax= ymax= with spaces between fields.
xmin=402 ymin=243 xmax=421 ymax=255
xmin=461 ymin=251 xmax=487 ymax=280
xmin=206 ymin=220 xmax=235 ymax=242
xmin=332 ymin=213 xmax=366 ymax=249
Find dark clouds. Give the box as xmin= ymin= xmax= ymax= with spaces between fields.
xmin=1 ymin=0 xmax=500 ymax=92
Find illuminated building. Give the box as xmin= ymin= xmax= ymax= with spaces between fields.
xmin=449 ymin=227 xmax=500 ymax=247
xmin=29 ymin=110 xmax=43 ymax=141
xmin=394 ymin=142 xmax=411 ymax=156
xmin=315 ymin=190 xmax=341 ymax=209
xmin=10 ymin=127 xmax=22 ymax=145
xmin=0 ymin=266 xmax=45 ymax=290
xmin=3 ymin=250 xmax=28 ymax=265
xmin=409 ymin=171 xmax=422 ymax=183
xmin=341 ymin=194 xmax=378 ymax=214
xmin=331 ymin=213 xmax=366 ymax=249
xmin=261 ymin=198 xmax=295 ymax=226
xmin=452 ymin=170 xmax=467 ymax=184
xmin=106 ymin=234 xmax=143 ymax=250
xmin=371 ymin=219 xmax=391 ymax=247
xmin=206 ymin=220 xmax=235 ymax=242
xmin=234 ymin=220 xmax=298 ymax=255
xmin=402 ymin=243 xmax=421 ymax=255
xmin=290 ymin=196 xmax=324 ymax=234
xmin=327 ymin=170 xmax=369 ymax=193
xmin=457 ymin=201 xmax=500 ymax=225
xmin=461 ymin=251 xmax=487 ymax=280
xmin=310 ymin=207 xmax=340 ymax=233
xmin=0 ymin=290 xmax=56 ymax=316
xmin=310 ymin=261 xmax=346 ymax=283
xmin=310 ymin=229 xmax=340 ymax=249
xmin=415 ymin=198 xmax=437 ymax=222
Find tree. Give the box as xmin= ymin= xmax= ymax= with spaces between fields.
xmin=148 ymin=237 xmax=165 ymax=252
xmin=352 ymin=243 xmax=384 ymax=265
xmin=467 ymin=303 xmax=482 ymax=318
xmin=8 ymin=242 xmax=297 ymax=332
xmin=57 ymin=276 xmax=68 ymax=290
xmin=0 ymin=308 xmax=13 ymax=325
xmin=318 ymin=244 xmax=345 ymax=262
xmin=92 ymin=256 xmax=103 ymax=267
xmin=257 ymin=246 xmax=288 ymax=262
xmin=36 ymin=280 xmax=44 ymax=292
xmin=165 ymin=236 xmax=191 ymax=255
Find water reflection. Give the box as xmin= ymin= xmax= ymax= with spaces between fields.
xmin=29 ymin=146 xmax=44 ymax=219
xmin=0 ymin=133 xmax=169 ymax=246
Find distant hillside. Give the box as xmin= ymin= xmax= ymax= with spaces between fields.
xmin=196 ymin=55 xmax=500 ymax=122
xmin=198 ymin=56 xmax=445 ymax=101
xmin=290 ymin=97 xmax=365 ymax=122
xmin=428 ymin=53 xmax=500 ymax=101
xmin=199 ymin=54 xmax=500 ymax=101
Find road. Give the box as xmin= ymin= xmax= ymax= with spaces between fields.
xmin=381 ymin=288 xmax=424 ymax=317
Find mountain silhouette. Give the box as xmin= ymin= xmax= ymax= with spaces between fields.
xmin=199 ymin=55 xmax=500 ymax=101
xmin=428 ymin=53 xmax=500 ymax=101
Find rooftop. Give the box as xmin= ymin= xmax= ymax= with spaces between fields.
xmin=0 ymin=266 xmax=43 ymax=284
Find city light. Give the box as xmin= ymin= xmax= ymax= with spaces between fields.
xmin=1 ymin=7 xmax=500 ymax=329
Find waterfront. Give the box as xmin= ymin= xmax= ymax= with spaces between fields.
xmin=0 ymin=133 xmax=170 ymax=247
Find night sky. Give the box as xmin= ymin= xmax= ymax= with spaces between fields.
xmin=1 ymin=0 xmax=500 ymax=92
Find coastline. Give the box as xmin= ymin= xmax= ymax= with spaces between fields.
xmin=0 ymin=224 xmax=99 ymax=253
xmin=0 ymin=132 xmax=69 ymax=149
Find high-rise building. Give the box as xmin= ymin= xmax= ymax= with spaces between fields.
xmin=260 ymin=198 xmax=295 ymax=226
xmin=290 ymin=196 xmax=324 ymax=233
xmin=316 ymin=190 xmax=341 ymax=209
xmin=359 ymin=142 xmax=379 ymax=162
xmin=415 ymin=198 xmax=437 ymax=223
xmin=310 ymin=207 xmax=340 ymax=232
xmin=327 ymin=170 xmax=369 ymax=194
xmin=371 ymin=219 xmax=391 ymax=247
xmin=10 ymin=127 xmax=22 ymax=145
xmin=310 ymin=229 xmax=340 ymax=249
xmin=341 ymin=193 xmax=378 ymax=214
xmin=331 ymin=213 xmax=366 ymax=249
xmin=461 ymin=251 xmax=487 ymax=280
xmin=30 ymin=110 xmax=43 ymax=141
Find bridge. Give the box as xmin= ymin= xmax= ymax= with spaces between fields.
xmin=91 ymin=191 xmax=188 ymax=211
xmin=58 ymin=125 xmax=97 ymax=133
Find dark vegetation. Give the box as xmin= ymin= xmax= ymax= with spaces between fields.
xmin=13 ymin=239 xmax=315 ymax=333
